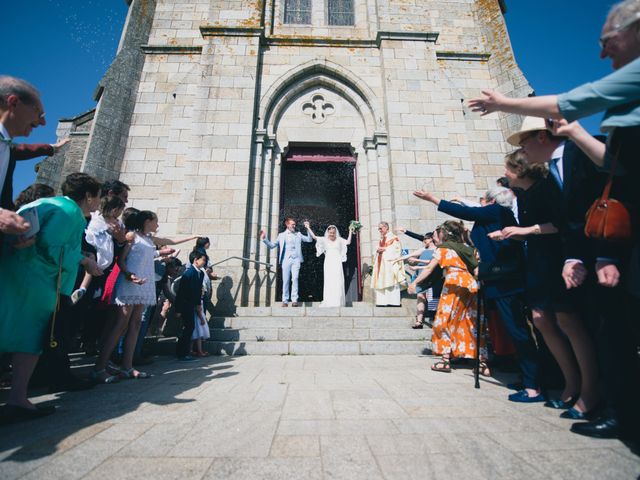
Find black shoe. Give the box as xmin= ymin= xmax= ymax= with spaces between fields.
xmin=48 ymin=376 xmax=95 ymax=394
xmin=560 ymin=404 xmax=602 ymax=421
xmin=544 ymin=395 xmax=578 ymax=410
xmin=570 ymin=415 xmax=619 ymax=439
xmin=0 ymin=404 xmax=56 ymax=426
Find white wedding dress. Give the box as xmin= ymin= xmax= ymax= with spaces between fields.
xmin=316 ymin=228 xmax=349 ymax=308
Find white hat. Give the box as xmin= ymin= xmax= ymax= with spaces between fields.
xmin=506 ymin=116 xmax=550 ymax=147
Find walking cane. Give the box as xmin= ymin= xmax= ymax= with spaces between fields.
xmin=474 ymin=280 xmax=482 ymax=389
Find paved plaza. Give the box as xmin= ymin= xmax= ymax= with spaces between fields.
xmin=1 ymin=355 xmax=638 ymax=479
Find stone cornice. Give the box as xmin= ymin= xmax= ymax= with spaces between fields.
xmin=196 ymin=26 xmax=439 ymax=49
xmin=267 ymin=36 xmax=377 ymax=48
xmin=141 ymin=45 xmax=203 ymax=54
xmin=200 ymin=26 xmax=264 ymax=38
xmin=436 ymin=51 xmax=491 ymax=62
xmin=376 ymin=31 xmax=439 ymax=46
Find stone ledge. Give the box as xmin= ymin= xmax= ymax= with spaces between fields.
xmin=200 ymin=26 xmax=264 ymax=38
xmin=436 ymin=51 xmax=491 ymax=62
xmin=140 ymin=45 xmax=203 ymax=54
xmin=376 ymin=31 xmax=439 ymax=46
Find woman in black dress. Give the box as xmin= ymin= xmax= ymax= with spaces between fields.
xmin=490 ymin=151 xmax=582 ymax=405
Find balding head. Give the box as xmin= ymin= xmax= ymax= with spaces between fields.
xmin=0 ymin=76 xmax=40 ymax=110
xmin=0 ymin=76 xmax=45 ymax=138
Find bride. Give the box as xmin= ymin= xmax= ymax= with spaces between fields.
xmin=309 ymin=225 xmax=353 ymax=307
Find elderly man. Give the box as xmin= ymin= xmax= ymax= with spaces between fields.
xmin=371 ymin=222 xmax=404 ymax=306
xmin=0 ymin=76 xmax=46 ymax=250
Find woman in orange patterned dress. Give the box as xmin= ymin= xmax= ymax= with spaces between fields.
xmin=409 ymin=221 xmax=487 ymax=373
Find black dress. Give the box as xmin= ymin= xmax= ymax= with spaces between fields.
xmin=515 ymin=179 xmax=566 ymax=310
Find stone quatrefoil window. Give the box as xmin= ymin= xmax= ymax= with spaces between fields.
xmin=283 ymin=0 xmax=354 ymax=25
xmin=302 ymin=94 xmax=335 ymax=124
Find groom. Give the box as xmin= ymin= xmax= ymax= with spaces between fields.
xmin=261 ymin=218 xmax=313 ymax=307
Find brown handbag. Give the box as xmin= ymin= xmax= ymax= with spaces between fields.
xmin=584 ymin=149 xmax=633 ymax=243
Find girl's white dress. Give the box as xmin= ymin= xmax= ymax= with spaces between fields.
xmin=192 ymin=268 xmax=211 ymax=340
xmin=316 ymin=230 xmax=349 ymax=308
xmin=114 ymin=233 xmax=157 ymax=306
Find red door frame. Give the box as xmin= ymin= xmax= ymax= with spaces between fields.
xmin=281 ymin=146 xmax=362 ymax=301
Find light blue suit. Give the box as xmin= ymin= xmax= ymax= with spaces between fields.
xmin=263 ymin=229 xmax=313 ymax=303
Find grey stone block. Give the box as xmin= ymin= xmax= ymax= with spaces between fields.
xmin=291 ymin=317 xmax=355 ymax=329
xmin=368 ymin=328 xmax=431 ymax=341
xmin=279 ymin=329 xmax=369 ymax=341
xmin=202 ymin=458 xmax=323 ymax=480
xmin=289 ymin=341 xmax=360 ymax=355
xmin=306 ymin=307 xmax=340 ymax=317
xmin=205 ymin=341 xmax=289 ymax=355
xmin=209 ymin=328 xmax=279 ymax=342
xmin=353 ymin=318 xmax=413 ymax=329
xmin=230 ymin=317 xmax=291 ymax=329
xmin=235 ymin=307 xmax=272 ymax=317
xmin=83 ymin=457 xmax=213 ymax=480
xmin=360 ymin=341 xmax=430 ymax=355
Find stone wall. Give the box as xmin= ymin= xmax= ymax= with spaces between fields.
xmin=40 ymin=0 xmax=530 ymax=306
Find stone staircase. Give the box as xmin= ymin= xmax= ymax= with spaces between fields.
xmin=196 ymin=302 xmax=432 ymax=355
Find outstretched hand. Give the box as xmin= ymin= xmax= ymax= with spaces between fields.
xmin=468 ymin=90 xmax=507 ymax=116
xmin=52 ymin=137 xmax=71 ymax=151
xmin=413 ymin=190 xmax=436 ymax=203
xmin=259 ymin=229 xmax=266 ymax=240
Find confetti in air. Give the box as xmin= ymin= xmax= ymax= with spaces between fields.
xmin=47 ymin=0 xmax=127 ymax=74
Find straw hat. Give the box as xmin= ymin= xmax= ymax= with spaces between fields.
xmin=506 ymin=116 xmax=550 ymax=147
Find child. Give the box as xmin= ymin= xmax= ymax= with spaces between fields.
xmin=91 ymin=210 xmax=159 ymax=382
xmin=191 ymin=290 xmax=210 ymax=357
xmin=175 ymin=250 xmax=208 ymax=361
xmin=71 ymin=196 xmax=125 ymax=304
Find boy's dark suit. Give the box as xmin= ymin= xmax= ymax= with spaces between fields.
xmin=174 ymin=264 xmax=204 ymax=358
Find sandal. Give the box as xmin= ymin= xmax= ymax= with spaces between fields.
xmin=411 ymin=321 xmax=424 ymax=329
xmin=431 ymin=359 xmax=451 ymax=373
xmin=118 ymin=368 xmax=152 ymax=379
xmin=474 ymin=361 xmax=491 ymax=377
xmin=89 ymin=369 xmax=119 ymax=384
xmin=196 ymin=351 xmax=210 ymax=357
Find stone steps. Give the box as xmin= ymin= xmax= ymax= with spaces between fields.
xmin=151 ymin=302 xmax=432 ymax=356
xmin=154 ymin=338 xmax=432 ymax=356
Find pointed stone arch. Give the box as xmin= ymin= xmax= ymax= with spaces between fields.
xmin=258 ymin=59 xmax=384 ymax=137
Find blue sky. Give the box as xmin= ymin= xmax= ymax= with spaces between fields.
xmin=5 ymin=0 xmax=614 ymax=194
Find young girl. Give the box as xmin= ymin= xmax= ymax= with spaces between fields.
xmin=191 ymin=288 xmax=210 ymax=357
xmin=91 ymin=210 xmax=159 ymax=381
xmin=393 ymin=232 xmax=437 ymax=328
xmin=71 ymin=196 xmax=125 ymax=304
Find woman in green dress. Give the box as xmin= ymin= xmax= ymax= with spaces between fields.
xmin=0 ymin=173 xmax=102 ymax=423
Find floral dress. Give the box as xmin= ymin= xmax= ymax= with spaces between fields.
xmin=430 ymin=247 xmax=485 ymax=359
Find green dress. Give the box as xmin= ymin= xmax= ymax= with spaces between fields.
xmin=0 ymin=196 xmax=85 ymax=354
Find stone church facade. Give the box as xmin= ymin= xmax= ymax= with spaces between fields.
xmin=38 ymin=0 xmax=530 ymax=307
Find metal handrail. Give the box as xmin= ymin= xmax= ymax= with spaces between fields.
xmin=210 ymin=256 xmax=273 ymax=270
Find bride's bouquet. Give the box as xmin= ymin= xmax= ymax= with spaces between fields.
xmin=349 ymin=220 xmax=363 ymax=233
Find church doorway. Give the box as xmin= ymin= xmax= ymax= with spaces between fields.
xmin=278 ymin=145 xmax=361 ymax=304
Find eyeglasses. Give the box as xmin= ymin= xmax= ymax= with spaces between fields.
xmin=599 ymin=15 xmax=640 ymax=49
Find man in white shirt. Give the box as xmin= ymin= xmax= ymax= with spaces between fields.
xmin=0 ymin=76 xmax=46 ymax=245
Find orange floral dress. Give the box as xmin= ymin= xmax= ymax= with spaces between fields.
xmin=431 ymin=247 xmax=485 ymax=359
